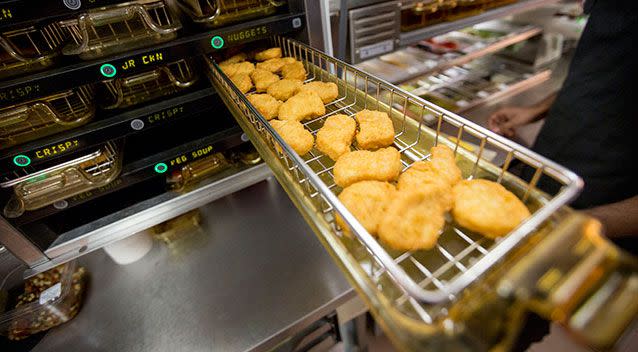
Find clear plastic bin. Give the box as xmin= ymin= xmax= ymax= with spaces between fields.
xmin=0 ymin=22 xmax=67 ymax=79
xmin=1 ymin=142 xmax=122 ymax=217
xmin=58 ymin=0 xmax=180 ymax=60
xmin=101 ymin=59 xmax=197 ymax=109
xmin=176 ymin=0 xmax=287 ymax=28
xmin=0 ymin=85 xmax=95 ymax=150
xmin=400 ymin=1 xmax=444 ymax=32
xmin=0 ymin=261 xmax=87 ymax=341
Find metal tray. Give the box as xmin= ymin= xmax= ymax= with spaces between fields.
xmin=0 ymin=23 xmax=67 ymax=79
xmin=0 ymin=85 xmax=95 ymax=150
xmin=209 ymin=36 xmax=581 ymax=303
xmin=1 ymin=142 xmax=122 ymax=218
xmin=58 ymin=0 xmax=180 ymax=60
xmin=176 ymin=0 xmax=286 ymax=27
xmin=101 ymin=59 xmax=197 ymax=109
xmin=208 ymin=37 xmax=637 ymax=350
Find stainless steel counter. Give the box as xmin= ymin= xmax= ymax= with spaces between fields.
xmin=28 ymin=177 xmax=354 ymax=352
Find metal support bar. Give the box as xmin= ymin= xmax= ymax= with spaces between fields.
xmin=0 ymin=216 xmax=49 ymax=267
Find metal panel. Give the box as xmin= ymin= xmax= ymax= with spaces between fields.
xmin=348 ymin=1 xmax=400 ymax=63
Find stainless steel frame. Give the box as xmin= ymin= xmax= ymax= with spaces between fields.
xmin=208 ymin=36 xmax=582 ymax=305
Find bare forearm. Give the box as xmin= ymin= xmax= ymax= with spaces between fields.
xmin=585 ymin=195 xmax=638 ymax=237
xmin=529 ymin=94 xmax=557 ymax=122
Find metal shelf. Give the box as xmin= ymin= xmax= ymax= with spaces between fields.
xmin=358 ymin=24 xmax=542 ymax=84
xmin=0 ymin=87 xmax=218 ymax=177
xmin=9 ymin=126 xmax=244 ymax=227
xmin=0 ymin=12 xmax=305 ymax=105
xmin=23 ymin=162 xmax=272 ymax=276
xmin=399 ymin=0 xmax=558 ymax=47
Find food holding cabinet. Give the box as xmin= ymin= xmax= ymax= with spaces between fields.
xmin=0 ymin=0 xmax=636 ymax=351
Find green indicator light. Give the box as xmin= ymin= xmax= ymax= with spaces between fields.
xmin=13 ymin=155 xmax=31 ymax=167
xmin=154 ymin=162 xmax=168 ymax=174
xmin=211 ymin=36 xmax=224 ymax=49
xmin=100 ymin=63 xmax=117 ymax=78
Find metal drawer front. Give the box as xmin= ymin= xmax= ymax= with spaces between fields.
xmin=348 ymin=1 xmax=400 ymax=63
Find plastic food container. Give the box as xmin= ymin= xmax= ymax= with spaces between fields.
xmin=1 ymin=142 xmax=123 ymax=218
xmin=447 ymin=0 xmax=486 ymax=20
xmin=58 ymin=0 xmax=180 ymax=60
xmin=400 ymin=0 xmax=444 ymax=32
xmin=167 ymin=151 xmax=229 ymax=191
xmin=0 ymin=85 xmax=95 ymax=150
xmin=176 ymin=0 xmax=287 ymax=28
xmin=0 ymin=22 xmax=67 ymax=79
xmin=101 ymin=59 xmax=197 ymax=109
xmin=0 ymin=261 xmax=87 ymax=340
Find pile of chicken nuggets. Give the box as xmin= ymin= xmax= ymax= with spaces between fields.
xmin=224 ymin=47 xmax=531 ymax=251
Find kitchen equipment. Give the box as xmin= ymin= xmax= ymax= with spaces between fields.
xmin=0 ymin=85 xmax=95 ymax=150
xmin=0 ymin=22 xmax=67 ymax=79
xmin=58 ymin=0 xmax=181 ymax=60
xmin=2 ymin=142 xmax=122 ymax=217
xmin=208 ymin=36 xmax=638 ymax=351
xmin=176 ymin=0 xmax=287 ymax=27
xmin=101 ymin=59 xmax=197 ymax=109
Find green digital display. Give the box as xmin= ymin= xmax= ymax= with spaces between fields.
xmin=211 ymin=36 xmax=224 ymax=49
xmin=154 ymin=162 xmax=168 ymax=174
xmin=13 ymin=154 xmax=31 ymax=167
xmin=100 ymin=63 xmax=117 ymax=78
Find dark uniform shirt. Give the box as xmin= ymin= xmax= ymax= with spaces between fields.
xmin=532 ymin=0 xmax=638 ymax=209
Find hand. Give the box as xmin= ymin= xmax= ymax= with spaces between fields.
xmin=488 ymin=106 xmax=540 ymax=138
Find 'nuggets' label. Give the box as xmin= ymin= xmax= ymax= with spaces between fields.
xmin=226 ymin=26 xmax=268 ymax=43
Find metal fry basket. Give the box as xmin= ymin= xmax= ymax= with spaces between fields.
xmin=101 ymin=59 xmax=197 ymax=109
xmin=58 ymin=0 xmax=180 ymax=60
xmin=0 ymin=23 xmax=67 ymax=78
xmin=208 ymin=37 xmax=637 ymax=351
xmin=1 ymin=142 xmax=122 ymax=217
xmin=0 ymin=85 xmax=95 ymax=150
xmin=176 ymin=0 xmax=286 ymax=27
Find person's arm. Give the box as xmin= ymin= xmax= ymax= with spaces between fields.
xmin=488 ymin=94 xmax=557 ymax=137
xmin=585 ymin=195 xmax=638 ymax=237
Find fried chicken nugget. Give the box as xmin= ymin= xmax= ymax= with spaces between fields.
xmin=355 ymin=110 xmax=395 ymax=150
xmin=316 ymin=114 xmax=356 ymax=161
xmin=397 ymin=145 xmax=462 ymax=190
xmin=255 ymin=47 xmax=282 ymax=61
xmin=336 ymin=181 xmax=396 ymax=237
xmin=220 ymin=61 xmax=254 ymax=76
xmin=281 ymin=61 xmax=307 ymax=81
xmin=247 ymin=94 xmax=282 ymax=120
xmin=219 ymin=53 xmax=248 ymax=66
xmin=250 ymin=68 xmax=280 ymax=92
xmin=270 ymin=119 xmax=314 ymax=156
xmin=333 ymin=147 xmax=401 ymax=187
xmin=378 ymin=187 xmax=450 ymax=251
xmin=267 ymin=79 xmax=303 ymax=101
xmin=299 ymin=81 xmax=339 ymax=104
xmin=278 ymin=91 xmax=325 ymax=121
xmin=230 ymin=73 xmax=253 ymax=93
xmin=256 ymin=57 xmax=297 ymax=73
xmin=452 ymin=179 xmax=531 ymax=238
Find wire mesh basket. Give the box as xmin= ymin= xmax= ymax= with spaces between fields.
xmin=1 ymin=142 xmax=122 ymax=217
xmin=208 ymin=36 xmax=583 ymax=305
xmin=0 ymin=22 xmax=67 ymax=79
xmin=100 ymin=59 xmax=197 ymax=109
xmin=0 ymin=85 xmax=95 ymax=150
xmin=58 ymin=0 xmax=180 ymax=60
xmin=175 ymin=0 xmax=286 ymax=27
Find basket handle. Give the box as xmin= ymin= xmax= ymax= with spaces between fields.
xmin=498 ymin=213 xmax=638 ymax=351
